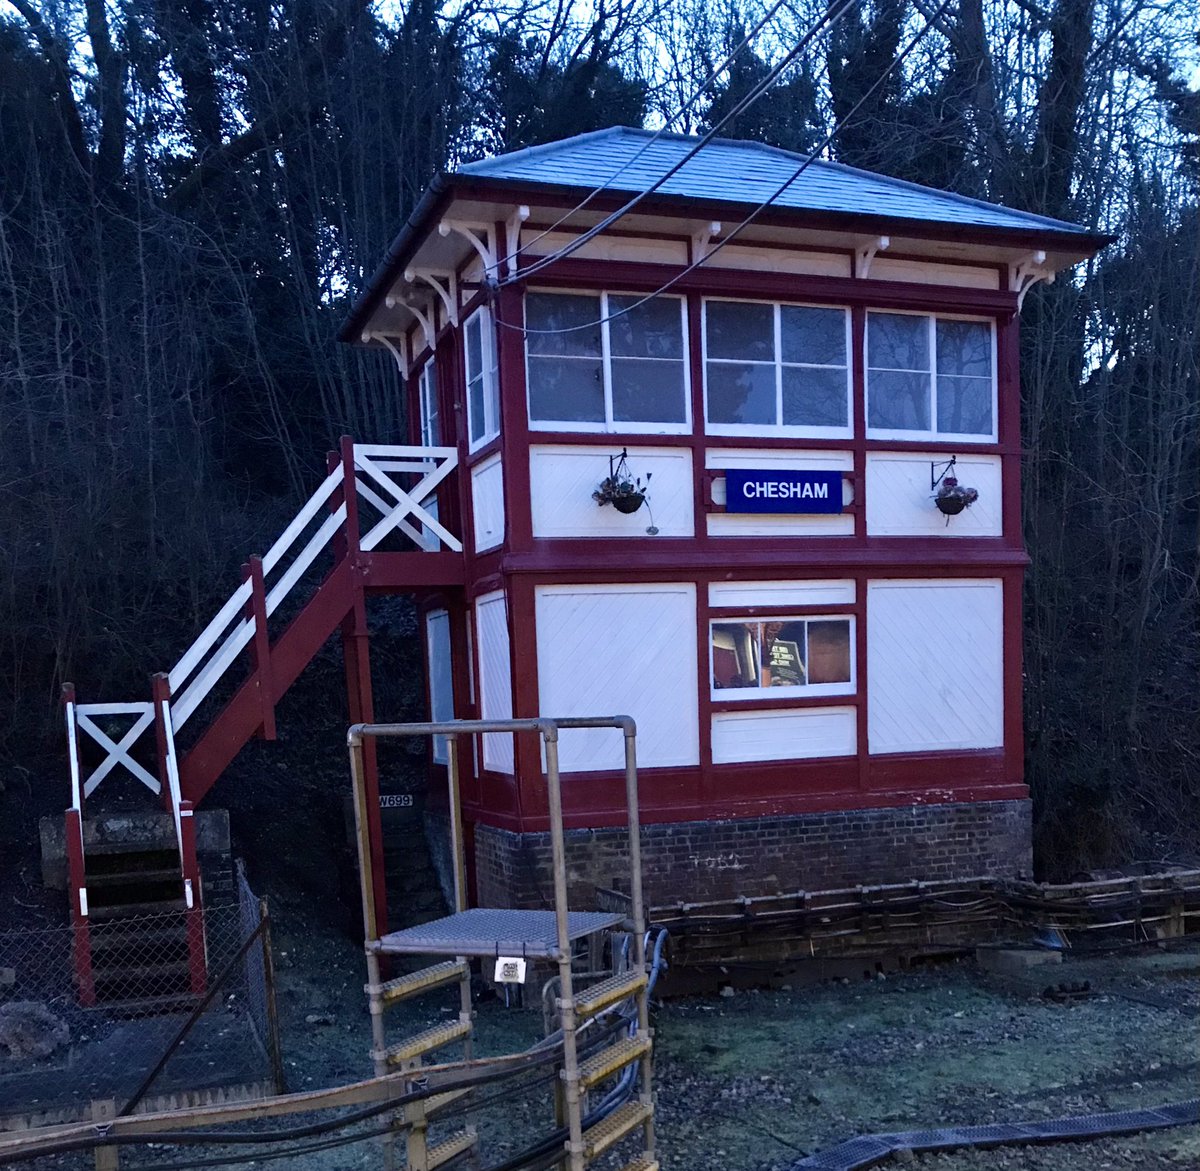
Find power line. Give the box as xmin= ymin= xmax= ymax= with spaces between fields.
xmin=510 ymin=0 xmax=798 ymax=267
xmin=495 ymin=0 xmax=955 ymax=337
xmin=507 ymin=0 xmax=860 ymax=288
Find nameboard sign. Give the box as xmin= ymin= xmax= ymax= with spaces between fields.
xmin=379 ymin=793 xmax=415 ymax=809
xmin=724 ymin=470 xmax=843 ymax=514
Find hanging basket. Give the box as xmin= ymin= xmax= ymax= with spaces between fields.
xmin=611 ymin=493 xmax=646 ymax=515
xmin=934 ymin=476 xmax=979 ymax=517
xmin=593 ymin=449 xmax=652 ymax=516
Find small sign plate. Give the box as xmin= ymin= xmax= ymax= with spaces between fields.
xmin=379 ymin=794 xmax=415 ymax=809
xmin=494 ymin=956 xmax=527 ymax=985
xmin=725 ymin=469 xmax=843 ymax=514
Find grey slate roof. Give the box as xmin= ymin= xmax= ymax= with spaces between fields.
xmin=459 ymin=126 xmax=1094 ymax=238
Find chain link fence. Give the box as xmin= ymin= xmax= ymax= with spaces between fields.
xmin=0 ymin=863 xmax=283 ymax=1132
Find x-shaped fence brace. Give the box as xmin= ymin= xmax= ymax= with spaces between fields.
xmin=354 ymin=446 xmax=463 ymax=553
xmin=73 ymin=702 xmax=161 ymax=797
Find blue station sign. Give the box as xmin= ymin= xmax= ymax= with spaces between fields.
xmin=725 ymin=469 xmax=844 ymax=514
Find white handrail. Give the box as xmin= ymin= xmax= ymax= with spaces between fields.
xmin=160 ymin=697 xmax=186 ymax=873
xmin=168 ymin=580 xmax=253 ymax=695
xmin=262 ymin=467 xmax=342 ymax=576
xmin=65 ymin=701 xmax=82 ymax=814
xmin=172 ymin=616 xmax=255 ymax=728
xmin=265 ymin=504 xmax=346 ymax=616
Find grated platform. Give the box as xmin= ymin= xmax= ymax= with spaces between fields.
xmin=374 ymin=908 xmax=624 ymax=959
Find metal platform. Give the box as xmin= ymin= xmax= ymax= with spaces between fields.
xmin=374 ymin=908 xmax=625 ymax=959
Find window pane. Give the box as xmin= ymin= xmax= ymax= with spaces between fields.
xmin=937 ymin=375 xmax=993 ymax=435
xmin=527 ymin=356 xmax=605 ymax=422
xmin=765 ymin=621 xmax=807 ymax=687
xmin=525 ymin=293 xmax=602 ymax=357
xmin=807 ymin=621 xmax=851 ymax=684
xmin=712 ymin=622 xmax=760 ymax=689
xmin=868 ymin=369 xmax=931 ymax=431
xmin=609 ymin=296 xmax=683 ymax=359
xmin=706 ymin=301 xmax=774 ymax=361
xmin=468 ymin=374 xmax=485 ymax=442
xmin=465 ymin=317 xmax=482 ymax=381
xmin=422 ymin=368 xmax=441 ymax=446
xmin=937 ymin=319 xmax=991 ymax=378
xmin=706 ymin=362 xmax=776 ymax=425
xmin=780 ymin=306 xmax=846 ymax=366
xmin=782 ymin=366 xmax=849 ymax=428
xmin=611 ymin=358 xmax=686 ymax=423
xmin=869 ymin=313 xmax=930 ymax=371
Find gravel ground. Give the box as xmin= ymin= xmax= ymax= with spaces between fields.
xmin=257 ymin=897 xmax=1200 ymax=1171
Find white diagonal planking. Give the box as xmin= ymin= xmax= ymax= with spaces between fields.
xmin=535 ymin=583 xmax=699 ymax=773
xmin=476 ymin=592 xmax=514 ymax=773
xmin=867 ymin=579 xmax=1004 ymax=754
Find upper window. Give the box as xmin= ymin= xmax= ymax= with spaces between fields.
xmin=710 ymin=616 xmax=855 ymax=699
xmin=704 ymin=300 xmax=851 ymax=437
xmin=525 ymin=292 xmax=689 ymax=432
xmin=418 ymin=359 xmax=440 ymax=447
xmin=465 ymin=308 xmax=499 ymax=451
xmin=867 ymin=313 xmax=995 ymax=440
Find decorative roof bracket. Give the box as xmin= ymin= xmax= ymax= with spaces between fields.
xmin=856 ymin=235 xmax=890 ymax=278
xmin=368 ymin=332 xmax=411 ymax=380
xmin=404 ymin=268 xmax=458 ymax=328
xmin=383 ymin=289 xmax=436 ymax=349
xmin=692 ymin=221 xmax=722 ymax=262
xmin=504 ymin=206 xmax=530 ymax=277
xmin=439 ymin=219 xmax=499 ymax=281
xmin=1010 ymin=251 xmax=1055 ymax=310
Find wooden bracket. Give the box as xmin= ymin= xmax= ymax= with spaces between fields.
xmin=404 ymin=268 xmax=458 ymax=327
xmin=1010 ymin=250 xmax=1054 ymax=309
xmin=692 ymin=221 xmax=722 ymax=263
xmin=856 ymin=235 xmax=890 ymax=278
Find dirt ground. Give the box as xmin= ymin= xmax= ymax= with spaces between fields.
xmin=259 ymin=894 xmax=1200 ymax=1171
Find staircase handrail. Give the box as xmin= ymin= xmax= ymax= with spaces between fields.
xmin=65 ymin=697 xmax=82 ymax=817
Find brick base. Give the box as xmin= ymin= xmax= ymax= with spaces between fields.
xmin=471 ymin=800 xmax=1033 ymax=909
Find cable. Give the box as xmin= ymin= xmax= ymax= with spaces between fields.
xmin=510 ymin=0 xmax=797 ymax=267
xmin=495 ymin=0 xmax=954 ymax=338
xmin=508 ymin=0 xmax=859 ymax=288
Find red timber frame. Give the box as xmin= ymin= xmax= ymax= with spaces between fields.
xmin=390 ymin=201 xmax=1030 ymax=849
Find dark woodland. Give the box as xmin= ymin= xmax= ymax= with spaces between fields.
xmin=0 ymin=0 xmax=1196 ymax=878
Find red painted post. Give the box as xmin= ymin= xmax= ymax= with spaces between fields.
xmin=65 ymin=807 xmax=95 ymax=1006
xmin=179 ymin=800 xmax=208 ymax=995
xmin=246 ymin=556 xmax=277 ymax=740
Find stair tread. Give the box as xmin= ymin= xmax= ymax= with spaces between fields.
xmin=573 ymin=970 xmax=647 ymax=1020
xmin=425 ymin=1087 xmax=472 ymax=1117
xmin=421 ymin=1128 xmax=476 ymax=1170
xmin=376 ymin=960 xmax=468 ymax=1006
xmin=381 ymin=1018 xmax=471 ymax=1066
xmin=582 ymin=1100 xmax=652 ymax=1158
xmin=89 ymin=900 xmax=186 ymax=921
xmin=579 ymin=1034 xmax=651 ymax=1088
xmin=88 ymin=870 xmax=182 ymax=887
xmin=616 ymin=1158 xmax=659 ymax=1171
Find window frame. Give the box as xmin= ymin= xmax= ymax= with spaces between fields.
xmin=701 ymin=296 xmax=854 ymax=439
xmin=523 ymin=289 xmax=692 ymax=435
xmin=417 ymin=357 xmax=440 ymax=448
xmin=464 ymin=306 xmax=500 ymax=454
xmin=865 ymin=309 xmax=998 ymax=444
xmin=708 ymin=614 xmax=857 ymax=701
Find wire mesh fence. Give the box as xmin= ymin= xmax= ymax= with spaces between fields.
xmin=0 ymin=864 xmax=282 ymax=1133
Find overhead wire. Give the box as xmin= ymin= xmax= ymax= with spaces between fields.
xmin=506 ymin=0 xmax=862 ymax=288
xmin=494 ymin=0 xmax=956 ymax=337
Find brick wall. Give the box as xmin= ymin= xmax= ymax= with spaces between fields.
xmin=472 ymin=800 xmax=1032 ymax=909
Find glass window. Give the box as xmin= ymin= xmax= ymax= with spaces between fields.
xmin=710 ymin=617 xmax=854 ymax=697
xmin=867 ymin=312 xmax=994 ymax=439
xmin=464 ymin=308 xmax=500 ymax=450
xmin=418 ymin=360 xmax=440 ymax=447
xmin=705 ymin=300 xmax=850 ymax=434
xmin=525 ymin=292 xmax=688 ymax=430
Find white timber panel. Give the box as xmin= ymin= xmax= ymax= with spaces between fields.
xmin=471 ymin=453 xmax=505 ymax=552
xmin=535 ymin=583 xmax=699 ymax=773
xmin=426 ymin=610 xmax=453 ymax=764
xmin=711 ymin=707 xmax=857 ymax=764
xmin=520 ymin=230 xmax=687 ymax=266
xmin=475 ymin=591 xmax=514 ymax=773
xmin=867 ymin=579 xmax=1004 ymax=754
xmin=702 ymin=245 xmax=851 ymax=278
xmin=708 ymin=580 xmax=856 ymax=608
xmin=707 ymin=448 xmax=855 ymax=537
xmin=868 ymin=257 xmax=1000 ymax=289
xmin=866 ymin=452 xmax=1002 ymax=537
xmin=530 ymin=446 xmax=694 ymax=538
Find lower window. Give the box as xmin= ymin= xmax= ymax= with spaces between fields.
xmin=710 ymin=616 xmax=854 ymax=698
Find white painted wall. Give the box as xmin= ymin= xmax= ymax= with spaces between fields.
xmin=425 ymin=610 xmax=453 ymax=764
xmin=867 ymin=578 xmax=1004 ymax=754
xmin=866 ymin=453 xmax=1002 ymax=537
xmin=475 ymin=591 xmax=514 ymax=773
xmin=530 ymin=445 xmax=694 ymax=539
xmin=867 ymin=257 xmax=1000 ymax=289
xmin=706 ymin=448 xmax=855 ymax=537
xmin=471 ymin=453 xmax=505 ymax=552
xmin=701 ymin=245 xmax=851 ymax=278
xmin=708 ymin=579 xmax=856 ymax=608
xmin=711 ymin=707 xmax=857 ymax=764
xmin=535 ymin=583 xmax=700 ymax=773
xmin=520 ymin=230 xmax=687 ymax=266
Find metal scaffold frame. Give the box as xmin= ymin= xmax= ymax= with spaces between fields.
xmin=346 ymin=715 xmax=655 ymax=1171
